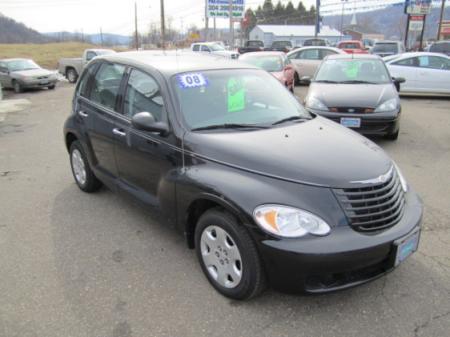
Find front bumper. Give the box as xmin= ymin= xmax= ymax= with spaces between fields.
xmin=254 ymin=189 xmax=422 ymax=293
xmin=309 ymin=108 xmax=400 ymax=136
xmin=19 ymin=79 xmax=57 ymax=89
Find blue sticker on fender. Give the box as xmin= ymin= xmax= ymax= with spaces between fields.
xmin=177 ymin=73 xmax=208 ymax=89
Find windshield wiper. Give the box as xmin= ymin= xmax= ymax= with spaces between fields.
xmin=191 ymin=123 xmax=269 ymax=131
xmin=314 ymin=80 xmax=338 ymax=83
xmin=339 ymin=80 xmax=378 ymax=84
xmin=272 ymin=115 xmax=311 ymax=125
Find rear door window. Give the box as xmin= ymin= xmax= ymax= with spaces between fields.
xmin=201 ymin=45 xmax=210 ymax=52
xmin=89 ymin=63 xmax=126 ymax=111
xmin=320 ymin=49 xmax=337 ymax=59
xmin=192 ymin=44 xmax=200 ymax=51
xmin=393 ymin=57 xmax=419 ymax=67
xmin=299 ymin=49 xmax=320 ymax=60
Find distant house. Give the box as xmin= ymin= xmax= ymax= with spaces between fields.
xmin=249 ymin=24 xmax=342 ymax=47
xmin=343 ymin=28 xmax=384 ymax=42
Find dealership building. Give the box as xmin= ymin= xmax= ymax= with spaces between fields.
xmin=249 ymin=24 xmax=342 ymax=47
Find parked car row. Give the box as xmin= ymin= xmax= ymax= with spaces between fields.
xmin=63 ymin=51 xmax=423 ymax=300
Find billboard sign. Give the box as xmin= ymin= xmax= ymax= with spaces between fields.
xmin=404 ymin=0 xmax=432 ymax=15
xmin=207 ymin=0 xmax=245 ymax=19
xmin=409 ymin=15 xmax=424 ymax=31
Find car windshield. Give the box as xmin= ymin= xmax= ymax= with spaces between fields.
xmin=340 ymin=42 xmax=360 ymax=49
xmin=315 ymin=59 xmax=391 ymax=84
xmin=373 ymin=43 xmax=397 ymax=53
xmin=430 ymin=42 xmax=449 ymax=53
xmin=7 ymin=59 xmax=40 ymax=71
xmin=305 ymin=39 xmax=325 ymax=46
xmin=172 ymin=69 xmax=310 ymax=130
xmin=248 ymin=41 xmax=263 ymax=47
xmin=241 ymin=55 xmax=284 ymax=72
xmin=272 ymin=41 xmax=291 ymax=47
xmin=209 ymin=43 xmax=225 ymax=51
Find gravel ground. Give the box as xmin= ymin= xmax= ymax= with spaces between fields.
xmin=0 ymin=83 xmax=449 ymax=337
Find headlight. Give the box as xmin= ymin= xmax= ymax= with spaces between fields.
xmin=305 ymin=96 xmax=328 ymax=111
xmin=375 ymin=98 xmax=398 ymax=112
xmin=253 ymin=205 xmax=331 ymax=238
xmin=393 ymin=162 xmax=408 ymax=192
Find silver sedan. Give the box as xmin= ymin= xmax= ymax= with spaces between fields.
xmin=0 ymin=58 xmax=58 ymax=93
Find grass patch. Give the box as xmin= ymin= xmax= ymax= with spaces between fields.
xmin=0 ymin=42 xmax=124 ymax=69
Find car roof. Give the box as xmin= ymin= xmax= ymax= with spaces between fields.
xmin=288 ymin=46 xmax=342 ymax=54
xmin=98 ymin=51 xmax=258 ymax=77
xmin=240 ymin=51 xmax=285 ymax=58
xmin=325 ymin=53 xmax=381 ymax=60
xmin=338 ymin=40 xmax=361 ymax=44
xmin=385 ymin=52 xmax=450 ymax=61
xmin=1 ymin=58 xmax=31 ymax=62
xmin=374 ymin=40 xmax=401 ymax=44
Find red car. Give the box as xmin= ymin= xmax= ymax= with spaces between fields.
xmin=239 ymin=51 xmax=295 ymax=92
xmin=337 ymin=40 xmax=368 ymax=54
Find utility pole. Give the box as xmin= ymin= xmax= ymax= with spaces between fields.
xmin=229 ymin=0 xmax=234 ymax=48
xmin=214 ymin=17 xmax=217 ymax=40
xmin=404 ymin=14 xmax=410 ymax=49
xmin=437 ymin=0 xmax=446 ymax=40
xmin=100 ymin=27 xmax=104 ymax=46
xmin=419 ymin=14 xmax=427 ymax=51
xmin=205 ymin=0 xmax=209 ymax=41
xmin=160 ymin=0 xmax=166 ymax=50
xmin=340 ymin=0 xmax=347 ymax=40
xmin=315 ymin=0 xmax=320 ymax=38
xmin=134 ymin=2 xmax=139 ymax=50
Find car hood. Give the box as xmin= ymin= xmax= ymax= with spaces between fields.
xmin=12 ymin=68 xmax=54 ymax=77
xmin=308 ymin=83 xmax=396 ymax=108
xmin=184 ymin=117 xmax=392 ymax=188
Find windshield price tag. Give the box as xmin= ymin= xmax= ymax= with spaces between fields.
xmin=177 ymin=73 xmax=208 ymax=89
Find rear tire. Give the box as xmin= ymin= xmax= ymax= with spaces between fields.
xmin=13 ymin=80 xmax=23 ymax=93
xmin=69 ymin=141 xmax=102 ymax=192
xmin=66 ymin=68 xmax=78 ymax=83
xmin=294 ymin=72 xmax=300 ymax=85
xmin=195 ymin=208 xmax=266 ymax=300
xmin=48 ymin=84 xmax=56 ymax=90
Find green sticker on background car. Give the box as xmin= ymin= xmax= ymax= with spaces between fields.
xmin=227 ymin=78 xmax=245 ymax=113
xmin=345 ymin=61 xmax=359 ymax=78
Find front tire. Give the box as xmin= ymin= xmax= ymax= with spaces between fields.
xmin=13 ymin=80 xmax=23 ymax=93
xmin=69 ymin=141 xmax=102 ymax=192
xmin=385 ymin=129 xmax=399 ymax=141
xmin=195 ymin=208 xmax=266 ymax=300
xmin=48 ymin=84 xmax=56 ymax=90
xmin=66 ymin=68 xmax=78 ymax=83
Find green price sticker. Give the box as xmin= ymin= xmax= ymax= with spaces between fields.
xmin=345 ymin=61 xmax=359 ymax=79
xmin=227 ymin=78 xmax=245 ymax=113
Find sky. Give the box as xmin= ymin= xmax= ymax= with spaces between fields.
xmin=0 ymin=0 xmax=437 ymax=36
xmin=0 ymin=0 xmax=313 ymax=35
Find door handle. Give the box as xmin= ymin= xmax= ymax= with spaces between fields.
xmin=112 ymin=128 xmax=126 ymax=137
xmin=78 ymin=110 xmax=88 ymax=117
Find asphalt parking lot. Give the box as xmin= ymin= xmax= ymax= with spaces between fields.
xmin=0 ymin=83 xmax=449 ymax=337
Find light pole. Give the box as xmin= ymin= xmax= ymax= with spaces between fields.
xmin=340 ymin=0 xmax=348 ymax=40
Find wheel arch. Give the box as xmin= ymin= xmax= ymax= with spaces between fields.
xmin=65 ymin=131 xmax=78 ymax=153
xmin=184 ymin=193 xmax=251 ymax=249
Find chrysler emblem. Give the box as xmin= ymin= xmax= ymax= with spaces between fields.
xmin=351 ymin=166 xmax=393 ymax=184
xmin=348 ymin=108 xmax=355 ymax=113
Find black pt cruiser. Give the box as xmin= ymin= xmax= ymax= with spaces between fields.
xmin=63 ymin=51 xmax=423 ymax=300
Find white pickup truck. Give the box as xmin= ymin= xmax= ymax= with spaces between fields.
xmin=191 ymin=42 xmax=239 ymax=59
xmin=58 ymin=49 xmax=116 ymax=83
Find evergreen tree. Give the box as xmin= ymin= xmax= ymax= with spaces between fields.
xmin=285 ymin=1 xmax=295 ymax=24
xmin=296 ymin=1 xmax=307 ymax=24
xmin=262 ymin=0 xmax=274 ymax=24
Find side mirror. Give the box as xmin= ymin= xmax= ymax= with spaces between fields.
xmin=393 ymin=77 xmax=405 ymax=84
xmin=300 ymin=76 xmax=311 ymax=85
xmin=131 ymin=112 xmax=169 ymax=135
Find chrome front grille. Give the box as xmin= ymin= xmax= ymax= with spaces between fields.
xmin=334 ymin=168 xmax=405 ymax=232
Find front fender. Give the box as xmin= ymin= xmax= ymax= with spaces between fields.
xmin=176 ymin=159 xmax=346 ymax=246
